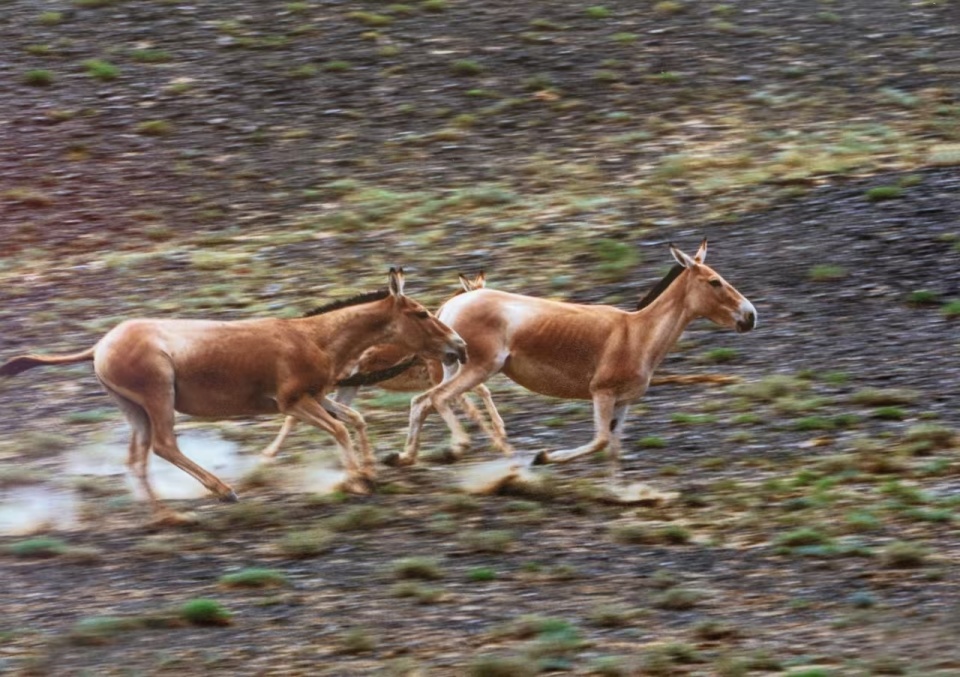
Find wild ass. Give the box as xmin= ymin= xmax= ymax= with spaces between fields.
xmin=0 ymin=269 xmax=466 ymax=523
xmin=259 ymin=272 xmax=502 ymax=460
xmin=393 ymin=241 xmax=757 ymax=484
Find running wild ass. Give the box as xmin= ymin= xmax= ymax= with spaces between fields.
xmin=0 ymin=269 xmax=466 ymax=523
xmin=394 ymin=240 xmax=757 ymax=484
xmin=259 ymin=272 xmax=502 ymax=460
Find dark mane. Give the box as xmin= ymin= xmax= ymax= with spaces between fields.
xmin=636 ymin=264 xmax=684 ymax=311
xmin=303 ymin=289 xmax=390 ymax=317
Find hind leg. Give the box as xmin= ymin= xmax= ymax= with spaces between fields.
xmin=320 ymin=396 xmax=374 ymax=480
xmin=285 ymin=395 xmax=370 ymax=494
xmin=472 ymin=383 xmax=513 ymax=456
xmin=102 ymin=384 xmax=200 ymax=524
xmin=134 ymin=386 xmax=238 ymax=511
xmin=398 ymin=359 xmax=501 ymax=466
xmin=261 ymin=415 xmax=297 ymax=460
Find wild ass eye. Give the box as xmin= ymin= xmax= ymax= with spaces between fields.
xmin=413 ymin=310 xmax=430 ymax=319
xmin=708 ymin=279 xmax=723 ymax=288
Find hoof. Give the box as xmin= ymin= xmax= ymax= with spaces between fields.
xmin=381 ymin=451 xmax=414 ymax=467
xmin=531 ymin=451 xmax=550 ymax=466
xmin=219 ymin=490 xmax=240 ymax=504
xmin=437 ymin=448 xmax=464 ymax=464
xmin=381 ymin=451 xmax=402 ymax=467
xmin=342 ymin=477 xmax=374 ymax=495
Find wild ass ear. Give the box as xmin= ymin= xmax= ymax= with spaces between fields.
xmin=458 ymin=270 xmax=486 ymax=292
xmin=670 ymin=243 xmax=698 ymax=269
xmin=388 ymin=267 xmax=406 ymax=297
xmin=694 ymin=238 xmax=708 ymax=264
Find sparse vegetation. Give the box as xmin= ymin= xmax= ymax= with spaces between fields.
xmin=1 ymin=0 xmax=958 ymax=673
xmin=179 ymin=599 xmax=232 ymax=626
xmin=219 ymin=567 xmax=289 ymax=589
xmin=392 ymin=556 xmax=444 ymax=580
xmin=82 ymin=59 xmax=120 ymax=80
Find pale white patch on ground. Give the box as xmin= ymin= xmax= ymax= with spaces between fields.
xmin=0 ymin=485 xmax=78 ymax=535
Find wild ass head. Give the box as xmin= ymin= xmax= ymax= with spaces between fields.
xmin=670 ymin=240 xmax=757 ymax=333
xmin=384 ymin=268 xmax=468 ymax=364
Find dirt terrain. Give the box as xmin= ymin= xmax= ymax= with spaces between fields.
xmin=1 ymin=0 xmax=959 ymax=675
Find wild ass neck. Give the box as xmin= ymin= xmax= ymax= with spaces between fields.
xmin=299 ymin=303 xmax=396 ymax=370
xmin=629 ymin=269 xmax=697 ymax=372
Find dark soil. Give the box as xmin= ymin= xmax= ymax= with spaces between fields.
xmin=1 ymin=1 xmax=959 ymax=675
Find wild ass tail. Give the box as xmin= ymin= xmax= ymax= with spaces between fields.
xmin=336 ymin=356 xmax=419 ymax=388
xmin=0 ymin=346 xmax=96 ymax=377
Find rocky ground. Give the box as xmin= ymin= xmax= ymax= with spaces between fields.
xmin=1 ymin=0 xmax=959 ymax=675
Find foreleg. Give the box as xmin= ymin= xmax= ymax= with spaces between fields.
xmin=261 ymin=416 xmax=297 ymax=460
xmin=534 ymin=392 xmax=618 ymax=466
xmin=320 ymin=396 xmax=374 ymax=479
xmin=284 ymin=395 xmax=369 ymax=494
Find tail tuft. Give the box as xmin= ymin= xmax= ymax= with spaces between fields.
xmin=0 ymin=356 xmax=45 ymax=377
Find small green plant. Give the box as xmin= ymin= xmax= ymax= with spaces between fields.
xmin=653 ymin=588 xmax=705 ymax=610
xmin=38 ymin=11 xmax=64 ymax=25
xmin=451 ymin=59 xmax=484 ymax=76
xmin=179 ymin=599 xmax=231 ymax=626
xmin=872 ymin=406 xmax=906 ymax=420
xmin=701 ymin=347 xmax=739 ymax=363
xmin=82 ymin=59 xmax=120 ymax=81
xmin=130 ymin=49 xmax=172 ymax=63
xmin=468 ymin=567 xmax=497 ymax=582
xmin=610 ymin=523 xmax=655 ymax=545
xmin=941 ymin=299 xmax=960 ymax=319
xmin=585 ymin=6 xmax=611 ymax=18
xmin=325 ymin=505 xmax=388 ymax=531
xmin=64 ymin=408 xmax=115 ymax=424
xmin=902 ymin=423 xmax=954 ymax=448
xmin=135 ymin=120 xmax=174 ymax=136
xmin=693 ymin=619 xmax=738 ymax=640
xmin=880 ymin=540 xmax=930 ymax=568
xmin=593 ymin=239 xmax=639 ymax=281
xmin=654 ymin=1 xmax=686 ymax=14
xmin=339 ymin=626 xmax=376 ymax=653
xmin=68 ymin=616 xmax=142 ymax=646
xmin=849 ymin=387 xmax=919 ymax=406
xmin=908 ymin=289 xmax=939 ymax=305
xmin=392 ymin=556 xmax=444 ymax=580
xmin=23 ymin=69 xmax=55 ymax=86
xmin=320 ymin=60 xmax=352 ymax=73
xmin=775 ymin=527 xmax=832 ymax=548
xmin=808 ymin=264 xmax=847 ymax=281
xmin=459 ymin=529 xmax=515 ymax=553
xmin=730 ymin=374 xmax=807 ymax=401
xmin=587 ymin=603 xmax=636 ymax=628
xmin=865 ymin=185 xmax=904 ymax=201
xmin=346 ymin=11 xmax=392 ymax=26
xmin=671 ymin=412 xmax=717 ymax=425
xmin=422 ymin=0 xmax=449 ymax=11
xmin=219 ymin=567 xmax=289 ymax=589
xmin=278 ymin=528 xmax=335 ymax=558
xmin=638 ymin=435 xmax=667 ymax=448
xmin=6 ymin=537 xmax=69 ymax=558
xmin=391 ymin=581 xmax=444 ymax=604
